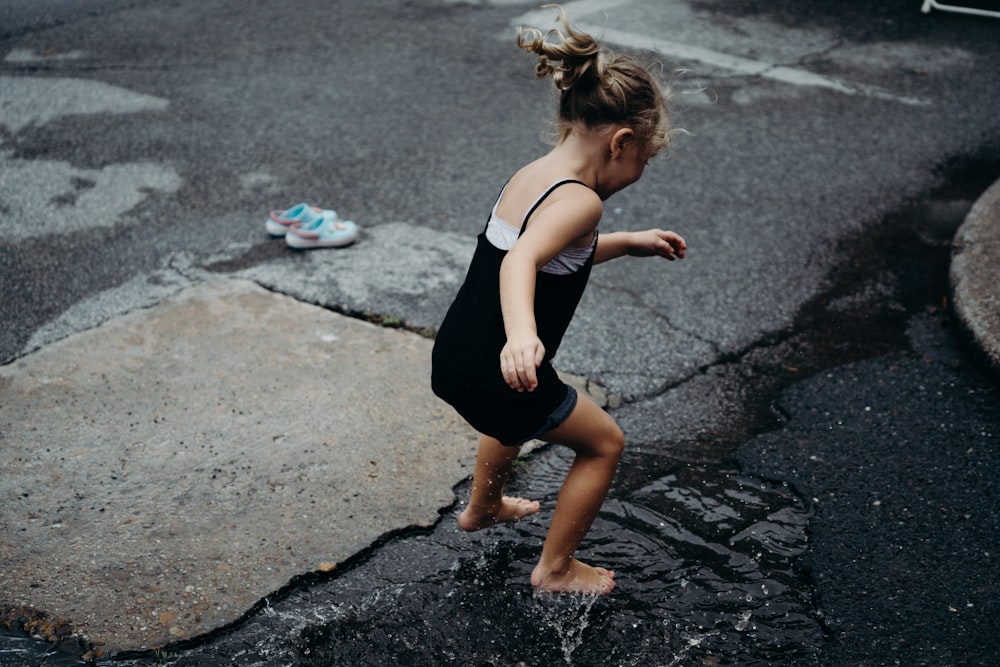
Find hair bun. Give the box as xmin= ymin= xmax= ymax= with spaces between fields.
xmin=517 ymin=6 xmax=601 ymax=91
xmin=516 ymin=4 xmax=675 ymax=155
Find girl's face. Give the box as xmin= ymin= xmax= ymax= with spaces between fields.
xmin=599 ymin=139 xmax=654 ymax=200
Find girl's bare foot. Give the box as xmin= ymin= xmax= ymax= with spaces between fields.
xmin=457 ymin=496 xmax=540 ymax=532
xmin=530 ymin=558 xmax=616 ymax=595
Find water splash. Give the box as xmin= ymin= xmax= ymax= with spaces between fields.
xmin=530 ymin=592 xmax=601 ymax=664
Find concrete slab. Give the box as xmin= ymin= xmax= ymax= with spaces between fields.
xmin=951 ymin=178 xmax=1000 ymax=379
xmin=0 ymin=280 xmax=479 ymax=656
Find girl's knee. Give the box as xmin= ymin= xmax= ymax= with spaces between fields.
xmin=605 ymin=424 xmax=626 ymax=459
xmin=590 ymin=419 xmax=625 ymax=460
xmin=552 ymin=395 xmax=625 ymax=458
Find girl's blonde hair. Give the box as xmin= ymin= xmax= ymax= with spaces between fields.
xmin=517 ymin=5 xmax=673 ymax=154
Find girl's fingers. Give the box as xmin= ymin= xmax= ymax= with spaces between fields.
xmin=501 ymin=349 xmax=540 ymax=392
xmin=500 ymin=337 xmax=545 ymax=392
xmin=657 ymin=231 xmax=686 ymax=260
xmin=520 ymin=363 xmax=538 ymax=392
xmin=512 ymin=352 xmax=537 ymax=392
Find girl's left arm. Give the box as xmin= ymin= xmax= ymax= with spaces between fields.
xmin=594 ymin=229 xmax=687 ymax=264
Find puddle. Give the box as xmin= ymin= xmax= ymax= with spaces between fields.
xmin=0 ymin=630 xmax=88 ymax=667
xmin=39 ymin=448 xmax=817 ymax=667
xmin=2 ymin=451 xmax=820 ymax=667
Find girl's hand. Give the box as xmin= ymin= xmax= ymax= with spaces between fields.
xmin=628 ymin=229 xmax=687 ymax=260
xmin=500 ymin=334 xmax=546 ymax=392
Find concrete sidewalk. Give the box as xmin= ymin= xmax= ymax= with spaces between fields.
xmin=0 ymin=280 xmax=480 ymax=657
xmin=951 ymin=177 xmax=1000 ymax=379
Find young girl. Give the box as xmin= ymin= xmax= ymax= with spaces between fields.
xmin=431 ymin=6 xmax=686 ymax=596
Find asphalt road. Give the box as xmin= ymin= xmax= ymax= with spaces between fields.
xmin=1 ymin=0 xmax=998 ymax=378
xmin=2 ymin=0 xmax=1000 ymax=665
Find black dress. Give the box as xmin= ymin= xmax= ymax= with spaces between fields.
xmin=431 ymin=179 xmax=596 ymax=446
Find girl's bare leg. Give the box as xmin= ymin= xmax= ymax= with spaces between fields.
xmin=530 ymin=394 xmax=625 ymax=595
xmin=458 ymin=434 xmax=540 ymax=531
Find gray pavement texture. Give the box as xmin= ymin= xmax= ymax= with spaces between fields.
xmin=735 ymin=311 xmax=1000 ymax=667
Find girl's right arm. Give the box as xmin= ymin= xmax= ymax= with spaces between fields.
xmin=498 ymin=250 xmax=544 ymax=393
xmin=498 ymin=187 xmax=603 ymax=392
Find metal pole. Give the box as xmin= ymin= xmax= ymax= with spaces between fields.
xmin=921 ymin=0 xmax=1000 ymax=19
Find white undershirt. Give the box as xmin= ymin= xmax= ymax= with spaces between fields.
xmin=484 ymin=186 xmax=596 ymax=275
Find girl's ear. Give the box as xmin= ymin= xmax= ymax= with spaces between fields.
xmin=609 ymin=127 xmax=635 ymax=160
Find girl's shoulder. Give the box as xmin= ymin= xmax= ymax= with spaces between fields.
xmin=533 ymin=179 xmax=602 ymax=227
xmin=498 ymin=168 xmax=601 ymax=229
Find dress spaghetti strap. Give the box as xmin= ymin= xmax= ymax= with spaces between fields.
xmin=518 ymin=179 xmax=590 ymax=237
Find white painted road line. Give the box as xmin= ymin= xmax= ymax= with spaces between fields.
xmin=512 ymin=3 xmax=929 ymax=106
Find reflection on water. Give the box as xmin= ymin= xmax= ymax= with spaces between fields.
xmin=4 ymin=447 xmax=823 ymax=667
